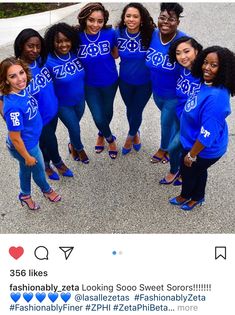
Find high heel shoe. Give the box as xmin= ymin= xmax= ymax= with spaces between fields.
xmin=159 ymin=171 xmax=180 ymax=185
xmin=45 ymin=165 xmax=60 ymax=181
xmin=169 ymin=196 xmax=189 ymax=206
xmin=77 ymin=149 xmax=90 ymax=164
xmin=43 ymin=188 xmax=61 ymax=203
xmin=133 ymin=131 xmax=141 ymax=151
xmin=107 ymin=135 xmax=118 ymax=159
xmin=55 ymin=161 xmax=73 ymax=177
xmin=19 ymin=193 xmax=40 ymax=210
xmin=68 ymin=143 xmax=79 ymax=161
xmin=122 ymin=136 xmax=132 ymax=155
xmin=95 ymin=131 xmax=105 ymax=154
xmin=181 ymin=198 xmax=205 ymax=211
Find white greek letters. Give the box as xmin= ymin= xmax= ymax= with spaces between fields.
xmin=28 ymin=67 xmax=51 ymax=95
xmin=117 ymin=38 xmax=146 ymax=53
xmin=77 ymin=41 xmax=111 ymax=58
xmin=184 ymin=95 xmax=198 ymax=112
xmin=53 ymin=58 xmax=83 ymax=79
xmin=176 ymin=75 xmax=201 ymax=96
xmin=146 ymin=48 xmax=175 ymax=70
xmin=26 ymin=95 xmax=38 ymax=120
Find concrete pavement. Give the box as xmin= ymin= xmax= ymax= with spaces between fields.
xmin=0 ymin=3 xmax=235 ymax=234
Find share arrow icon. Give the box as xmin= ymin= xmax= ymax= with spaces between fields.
xmin=59 ymin=247 xmax=74 ymax=260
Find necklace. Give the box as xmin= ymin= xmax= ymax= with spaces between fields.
xmin=204 ymin=81 xmax=213 ymax=86
xmin=30 ymin=60 xmax=37 ymax=69
xmin=84 ymin=31 xmax=101 ymax=43
xmin=125 ymin=28 xmax=140 ymax=40
xmin=160 ymin=32 xmax=177 ymax=45
xmin=54 ymin=51 xmax=71 ymax=62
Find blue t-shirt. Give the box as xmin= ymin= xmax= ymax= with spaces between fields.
xmin=116 ymin=28 xmax=150 ymax=85
xmin=180 ymin=84 xmax=231 ymax=158
xmin=46 ymin=52 xmax=85 ymax=107
xmin=176 ymin=67 xmax=201 ymax=118
xmin=27 ymin=60 xmax=58 ymax=126
xmin=77 ymin=28 xmax=118 ymax=87
xmin=3 ymin=90 xmax=42 ymax=150
xmin=145 ymin=29 xmax=186 ymax=98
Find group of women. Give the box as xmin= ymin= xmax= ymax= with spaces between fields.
xmin=0 ymin=2 xmax=235 ymax=212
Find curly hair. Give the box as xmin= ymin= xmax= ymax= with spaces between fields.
xmin=117 ymin=3 xmax=156 ymax=49
xmin=169 ymin=36 xmax=203 ymax=64
xmin=160 ymin=2 xmax=184 ymax=18
xmin=14 ymin=28 xmax=47 ymax=66
xmin=0 ymin=57 xmax=31 ymax=95
xmin=44 ymin=22 xmax=79 ymax=55
xmin=77 ymin=2 xmax=110 ymax=31
xmin=192 ymin=46 xmax=235 ymax=96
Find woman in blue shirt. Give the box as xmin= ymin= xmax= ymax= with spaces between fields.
xmin=146 ymin=2 xmax=186 ymax=163
xmin=14 ymin=29 xmax=73 ymax=180
xmin=116 ymin=3 xmax=155 ymax=155
xmin=77 ymin=2 xmax=119 ymax=159
xmin=169 ymin=46 xmax=235 ymax=210
xmin=0 ymin=58 xmax=61 ymax=210
xmin=44 ymin=22 xmax=89 ymax=165
xmin=159 ymin=36 xmax=202 ymax=185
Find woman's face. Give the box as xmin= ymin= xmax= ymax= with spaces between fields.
xmin=158 ymin=10 xmax=179 ymax=36
xmin=176 ymin=42 xmax=198 ymax=69
xmin=6 ymin=65 xmax=27 ymax=93
xmin=54 ymin=32 xmax=72 ymax=55
xmin=202 ymin=52 xmax=219 ymax=84
xmin=85 ymin=10 xmax=104 ymax=34
xmin=124 ymin=7 xmax=141 ymax=33
xmin=21 ymin=36 xmax=41 ymax=64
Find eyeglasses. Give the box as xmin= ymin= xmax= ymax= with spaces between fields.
xmin=158 ymin=16 xmax=178 ymax=23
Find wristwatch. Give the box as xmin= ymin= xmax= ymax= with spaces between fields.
xmin=187 ymin=152 xmax=197 ymax=162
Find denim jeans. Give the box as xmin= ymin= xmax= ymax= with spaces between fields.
xmin=180 ymin=149 xmax=220 ymax=201
xmin=167 ymin=118 xmax=183 ymax=174
xmin=119 ymin=79 xmax=152 ymax=137
xmin=58 ymin=101 xmax=85 ymax=151
xmin=7 ymin=142 xmax=51 ymax=195
xmin=39 ymin=114 xmax=62 ymax=165
xmin=153 ymin=93 xmax=178 ymax=151
xmin=85 ymin=81 xmax=118 ymax=139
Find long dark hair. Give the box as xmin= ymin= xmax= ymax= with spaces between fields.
xmin=118 ymin=2 xmax=155 ymax=49
xmin=192 ymin=46 xmax=235 ymax=96
xmin=14 ymin=28 xmax=47 ymax=66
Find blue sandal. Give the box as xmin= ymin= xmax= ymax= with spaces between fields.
xmin=107 ymin=135 xmax=118 ymax=160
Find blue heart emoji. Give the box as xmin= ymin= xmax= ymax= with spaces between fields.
xmin=23 ymin=292 xmax=33 ymax=303
xmin=10 ymin=292 xmax=21 ymax=303
xmin=48 ymin=292 xmax=58 ymax=303
xmin=61 ymin=292 xmax=71 ymax=303
xmin=36 ymin=292 xmax=46 ymax=303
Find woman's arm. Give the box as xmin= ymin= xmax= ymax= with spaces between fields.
xmin=111 ymin=46 xmax=119 ymax=59
xmin=9 ymin=131 xmax=37 ymax=166
xmin=184 ymin=140 xmax=205 ymax=167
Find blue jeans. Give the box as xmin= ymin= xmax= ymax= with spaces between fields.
xmin=119 ymin=79 xmax=152 ymax=136
xmin=58 ymin=101 xmax=85 ymax=151
xmin=7 ymin=142 xmax=51 ymax=195
xmin=153 ymin=93 xmax=178 ymax=151
xmin=39 ymin=114 xmax=62 ymax=165
xmin=167 ymin=118 xmax=183 ymax=174
xmin=85 ymin=81 xmax=118 ymax=138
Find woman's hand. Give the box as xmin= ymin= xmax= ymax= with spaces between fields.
xmin=25 ymin=156 xmax=37 ymax=167
xmin=184 ymin=154 xmax=193 ymax=167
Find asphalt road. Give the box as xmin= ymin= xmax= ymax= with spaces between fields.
xmin=0 ymin=2 xmax=235 ymax=233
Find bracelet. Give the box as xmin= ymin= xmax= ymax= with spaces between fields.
xmin=187 ymin=152 xmax=197 ymax=162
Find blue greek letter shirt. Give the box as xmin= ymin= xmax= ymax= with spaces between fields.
xmin=46 ymin=52 xmax=85 ymax=107
xmin=27 ymin=60 xmax=58 ymax=126
xmin=116 ymin=28 xmax=150 ymax=85
xmin=3 ymin=90 xmax=42 ymax=150
xmin=180 ymin=84 xmax=231 ymax=158
xmin=77 ymin=28 xmax=118 ymax=87
xmin=146 ymin=29 xmax=186 ymax=98
xmin=176 ymin=67 xmax=201 ymax=118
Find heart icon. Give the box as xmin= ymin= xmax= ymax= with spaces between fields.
xmin=48 ymin=292 xmax=58 ymax=303
xmin=23 ymin=292 xmax=33 ymax=303
xmin=10 ymin=292 xmax=21 ymax=303
xmin=35 ymin=292 xmax=46 ymax=303
xmin=9 ymin=246 xmax=24 ymax=260
xmin=60 ymin=292 xmax=71 ymax=303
